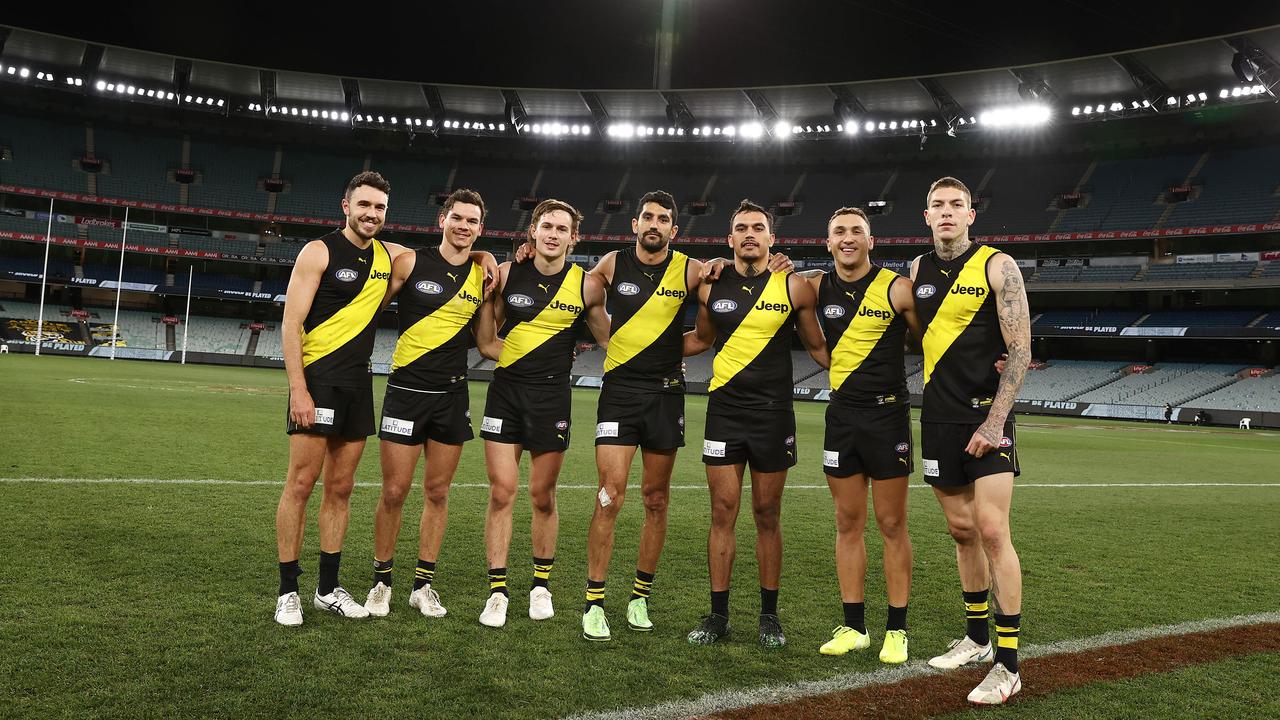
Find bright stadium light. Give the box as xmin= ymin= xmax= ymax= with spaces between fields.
xmin=889 ymin=121 xmax=898 ymax=130
xmin=692 ymin=127 xmax=701 ymax=136
xmin=607 ymin=123 xmax=635 ymax=139
xmin=340 ymin=112 xmax=349 ymax=121
xmin=977 ymin=103 xmax=1051 ymax=128
xmin=1071 ymin=106 xmax=1081 ymax=115
xmin=19 ymin=67 xmax=30 ymax=78
xmin=737 ymin=122 xmax=762 ymax=139
xmin=700 ymin=125 xmax=712 ymax=136
xmin=723 ymin=125 xmax=738 ymax=137
xmin=1197 ymin=91 xmax=1207 ymax=101
xmin=865 ymin=120 xmax=875 ymax=133
xmin=96 ymin=80 xmax=107 ymax=91
xmin=844 ymin=123 xmax=858 ymax=135
xmin=1109 ymin=102 xmax=1122 ymax=111
xmin=772 ymin=120 xmax=790 ymax=137
xmin=1083 ymin=105 xmax=1093 ymax=114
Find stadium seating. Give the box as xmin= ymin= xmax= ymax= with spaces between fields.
xmin=274 ymin=149 xmax=368 ymax=220
xmin=254 ymin=324 xmax=284 ymax=358
xmin=1116 ymin=364 xmax=1245 ymax=406
xmin=94 ymin=127 xmax=182 ymax=204
xmin=1073 ymin=363 xmax=1215 ymax=404
xmin=186 ymin=139 xmax=273 ymax=211
xmin=181 ymin=316 xmax=251 ymax=354
xmin=0 ymin=112 xmax=86 ymax=194
xmin=570 ymin=345 xmax=606 ymax=376
xmin=1017 ymin=360 xmax=1129 ymax=401
xmin=1190 ymin=372 xmax=1280 ymax=412
xmin=1053 ymin=153 xmax=1199 ymax=233
xmin=1142 ymin=262 xmax=1257 ymax=282
xmin=1162 ymin=145 xmax=1280 ymax=227
xmin=1075 ymin=265 xmax=1141 ymax=282
xmin=683 ymin=351 xmax=714 ymax=382
xmin=1138 ymin=310 xmax=1261 ymax=327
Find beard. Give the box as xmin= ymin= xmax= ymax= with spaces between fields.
xmin=638 ymin=231 xmax=668 ymax=253
xmin=348 ymin=215 xmax=380 ymax=240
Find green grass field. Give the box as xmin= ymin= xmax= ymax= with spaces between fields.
xmin=1 ymin=355 xmax=1277 ymax=719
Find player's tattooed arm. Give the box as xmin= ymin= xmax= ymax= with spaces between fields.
xmin=682 ymin=283 xmax=717 ymax=356
xmin=968 ymin=255 xmax=1031 ymax=456
xmin=474 ymin=262 xmax=510 ymax=360
xmin=790 ymin=273 xmax=830 ymax=368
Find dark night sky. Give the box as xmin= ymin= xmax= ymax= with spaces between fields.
xmin=10 ymin=1 xmax=1280 ymax=89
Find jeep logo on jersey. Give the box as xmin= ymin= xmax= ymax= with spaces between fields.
xmin=754 ymin=300 xmax=790 ymax=313
xmin=950 ymin=284 xmax=986 ymax=298
xmin=823 ymin=305 xmax=845 ymax=319
xmin=617 ymin=282 xmax=641 ymax=296
xmin=712 ymin=299 xmax=738 ymax=313
xmin=416 ymin=281 xmax=444 ymax=295
xmin=457 ymin=290 xmax=482 ymax=306
xmin=334 ymin=268 xmax=359 ymax=282
xmin=550 ymin=299 xmax=583 ymax=314
xmin=507 ymin=294 xmax=535 ymax=308
xmin=858 ymin=306 xmax=892 ymax=320
xmin=370 ymin=270 xmax=391 ymax=281
xmin=999 ymin=436 xmax=1013 ymax=448
xmin=655 ymin=287 xmax=687 ymax=299
xmin=896 ymin=442 xmax=910 ymax=454
xmin=915 ymin=284 xmax=936 ymax=299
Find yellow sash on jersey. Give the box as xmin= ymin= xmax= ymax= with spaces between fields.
xmin=303 ymin=239 xmax=390 ymax=367
xmin=604 ymin=252 xmax=688 ymax=373
xmin=829 ymin=269 xmax=897 ymax=392
xmin=922 ymin=245 xmax=998 ymax=386
xmin=497 ymin=264 xmax=585 ymax=368
xmin=710 ymin=271 xmax=791 ymax=392
xmin=391 ymin=261 xmax=485 ymax=371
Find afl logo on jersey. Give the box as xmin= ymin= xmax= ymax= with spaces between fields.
xmin=712 ymin=299 xmax=738 ymax=313
xmin=999 ymin=436 xmax=1013 ymax=448
xmin=915 ymin=284 xmax=937 ymax=299
xmin=823 ymin=304 xmax=845 ymax=319
xmin=507 ymin=294 xmax=535 ymax=308
xmin=617 ymin=282 xmax=641 ymax=296
xmin=896 ymin=442 xmax=910 ymax=454
xmin=334 ymin=268 xmax=359 ymax=283
xmin=415 ymin=281 xmax=443 ymax=295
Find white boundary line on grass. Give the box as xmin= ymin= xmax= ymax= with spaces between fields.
xmin=562 ymin=610 xmax=1280 ymax=720
xmin=2 ymin=478 xmax=1280 ymax=490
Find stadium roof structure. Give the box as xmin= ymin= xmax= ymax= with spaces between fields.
xmin=1 ymin=22 xmax=1279 ymax=144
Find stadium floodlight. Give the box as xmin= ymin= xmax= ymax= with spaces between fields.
xmin=1185 ymin=94 xmax=1195 ymax=103
xmin=1083 ymin=105 xmax=1093 ymax=114
xmin=669 ymin=128 xmax=676 ymax=136
xmin=1166 ymin=96 xmax=1178 ymax=106
xmin=1142 ymin=99 xmax=1150 ymax=107
xmin=865 ymin=120 xmax=875 ymax=133
xmin=977 ymin=103 xmax=1050 ymax=128
xmin=5 ymin=67 xmax=13 ymax=75
xmin=322 ymin=110 xmax=330 ymax=119
xmin=700 ymin=124 xmax=712 ymax=136
xmin=19 ymin=67 xmax=30 ymax=78
xmin=1197 ymin=91 xmax=1207 ymax=101
xmin=96 ymin=80 xmax=107 ymax=91
xmin=166 ymin=92 xmax=175 ymax=100
xmin=1221 ymin=88 xmax=1232 ymax=98
xmin=1109 ymin=102 xmax=1122 ymax=111
xmin=647 ymin=126 xmax=656 ymax=136
xmin=844 ymin=123 xmax=858 ymax=135
xmin=340 ymin=112 xmax=349 ymax=121
xmin=1071 ymin=106 xmax=1081 ymax=115
xmin=74 ymin=78 xmax=83 ymax=86
xmin=607 ymin=122 xmax=634 ymax=139
xmin=1131 ymin=100 xmax=1141 ymax=109
xmin=217 ymin=99 xmax=224 ymax=107
xmin=836 ymin=124 xmax=843 ymax=132
xmin=772 ymin=120 xmax=790 ymax=137
xmin=657 ymin=127 xmax=665 ymax=136
xmin=294 ymin=108 xmax=302 ymax=117
xmin=712 ymin=127 xmax=722 ymax=135
xmin=463 ymin=121 xmax=472 ymax=129
xmin=739 ymin=122 xmax=764 ymax=138
xmin=692 ymin=127 xmax=701 ymax=136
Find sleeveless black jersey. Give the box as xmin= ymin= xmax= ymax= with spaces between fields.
xmin=301 ymin=230 xmax=391 ymax=387
xmin=915 ymin=243 xmax=1006 ymax=423
xmin=706 ymin=268 xmax=795 ymax=412
xmin=602 ymin=248 xmax=690 ymax=393
xmin=388 ymin=249 xmax=485 ymax=392
xmin=819 ymin=266 xmax=908 ymax=407
xmin=496 ymin=260 xmax=586 ymax=385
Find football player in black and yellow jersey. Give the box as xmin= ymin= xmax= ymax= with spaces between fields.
xmin=473 ymin=199 xmax=610 ymax=628
xmin=578 ymin=191 xmax=704 ymax=641
xmin=682 ymin=200 xmax=829 ymax=649
xmin=361 ymin=189 xmax=496 ymax=620
xmin=274 ymin=172 xmax=413 ymax=625
xmin=912 ymin=177 xmax=1031 ymax=705
xmin=801 ymin=206 xmax=921 ymax=663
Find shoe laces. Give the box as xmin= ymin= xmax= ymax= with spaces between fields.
xmin=424 ymin=587 xmax=442 ymax=607
xmin=831 ymin=625 xmax=851 ymax=638
xmin=281 ymin=593 xmax=300 ymax=613
xmin=944 ymin=637 xmax=968 ymax=653
xmin=977 ymin=663 xmax=1014 ymax=691
xmin=332 ymin=587 xmax=355 ymax=606
xmin=371 ymin=585 xmax=390 ymax=602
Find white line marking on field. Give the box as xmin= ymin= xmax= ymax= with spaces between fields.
xmin=2 ymin=478 xmax=1279 ymax=491
xmin=563 ymin=611 xmax=1280 ymax=720
xmin=1018 ymin=426 xmax=1280 ymax=453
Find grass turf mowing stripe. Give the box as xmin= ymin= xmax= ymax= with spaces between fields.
xmin=562 ymin=612 xmax=1280 ymax=720
xmin=2 ymin=477 xmax=1279 ymax=490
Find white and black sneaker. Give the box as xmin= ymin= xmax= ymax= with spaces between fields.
xmin=274 ymin=591 xmax=303 ymax=626
xmin=313 ymin=587 xmax=370 ymax=618
xmin=364 ymin=582 xmax=392 ymax=617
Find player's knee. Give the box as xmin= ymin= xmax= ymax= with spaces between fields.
xmin=752 ymin=500 xmax=781 ymax=532
xmin=423 ymin=481 xmax=449 ymax=507
xmin=834 ymin=507 xmax=866 ymax=535
xmin=947 ymin=521 xmax=979 ymax=545
xmin=529 ymin=487 xmax=556 ymax=515
xmin=379 ymin=481 xmax=411 ymax=509
xmin=488 ymin=481 xmax=516 ymax=510
xmin=977 ymin=521 xmax=1010 ymax=554
xmin=710 ymin=495 xmax=738 ymax=527
xmin=875 ymin=510 xmax=907 ymax=540
xmin=641 ymin=487 xmax=668 ymax=516
xmin=324 ymin=479 xmax=356 ymax=503
xmin=281 ymin=477 xmax=316 ymax=504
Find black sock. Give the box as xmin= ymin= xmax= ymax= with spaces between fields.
xmin=318 ymin=551 xmax=341 ymax=596
xmin=963 ymin=589 xmax=991 ymax=645
xmin=372 ymin=557 xmax=393 ymax=587
xmin=760 ymin=587 xmax=779 ymax=616
xmin=414 ymin=559 xmax=436 ymax=590
xmin=488 ymin=567 xmax=509 ymax=597
xmin=994 ymin=612 xmax=1021 ymax=673
xmin=585 ymin=579 xmax=606 ymax=611
xmin=887 ymin=604 xmax=908 ymax=632
xmin=532 ymin=556 xmax=554 ymax=589
xmin=278 ymin=560 xmax=301 ymax=596
xmin=711 ymin=589 xmax=729 ymax=617
xmin=631 ymin=569 xmax=655 ymax=601
xmin=842 ymin=602 xmax=866 ymax=633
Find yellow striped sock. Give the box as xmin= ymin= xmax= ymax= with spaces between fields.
xmin=532 ymin=557 xmax=554 ymax=589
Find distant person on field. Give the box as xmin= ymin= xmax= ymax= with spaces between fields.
xmin=1163 ymin=403 xmax=1173 ymax=424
